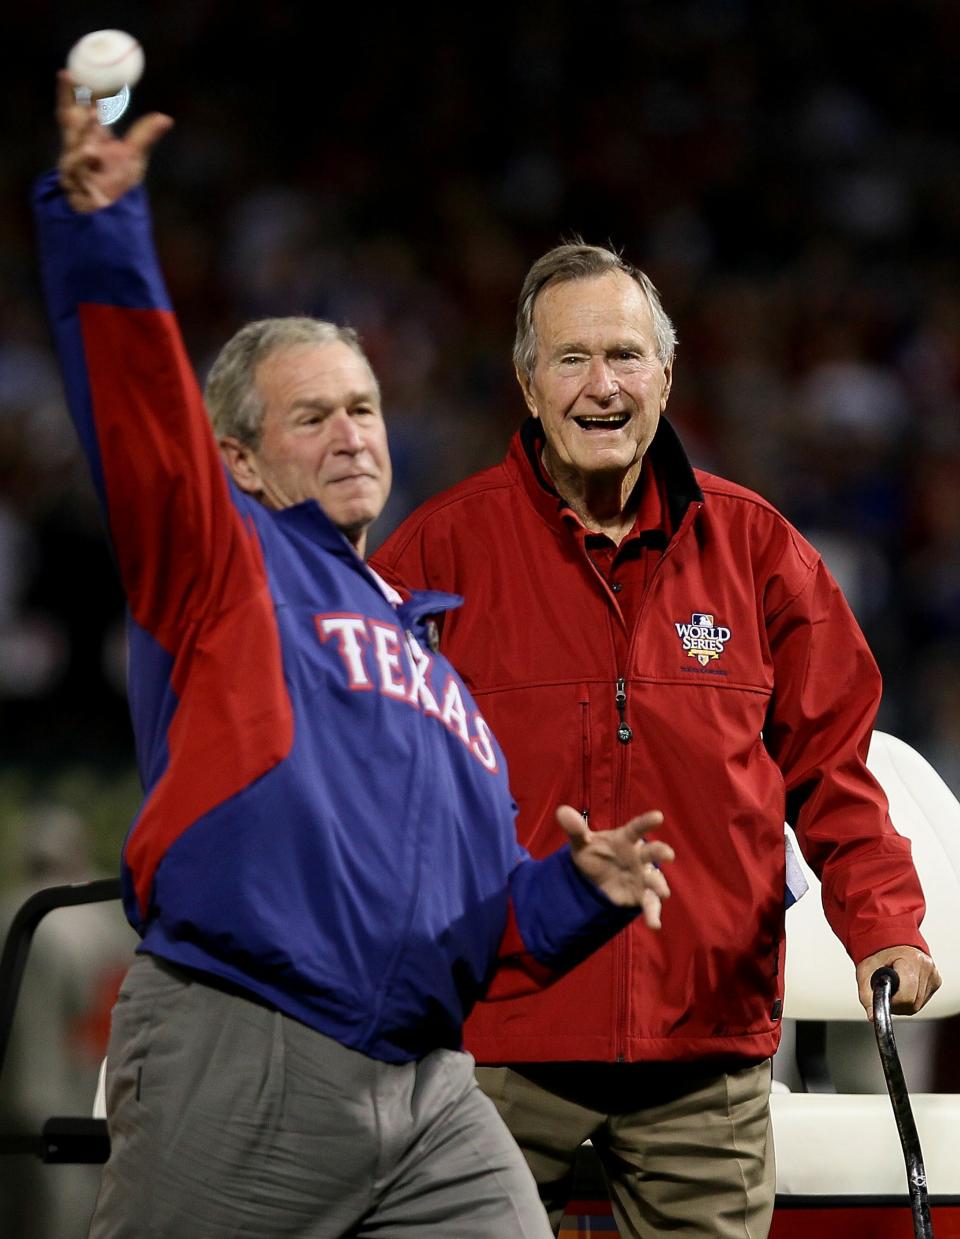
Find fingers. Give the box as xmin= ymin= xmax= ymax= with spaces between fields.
xmin=56 ymin=69 xmax=79 ymax=121
xmin=554 ymin=804 xmax=589 ymax=845
xmin=889 ymin=953 xmax=941 ymax=1015
xmin=856 ymin=947 xmax=942 ymax=1020
xmin=53 ymin=63 xmax=174 ymax=212
xmin=561 ymin=804 xmax=675 ymax=919
xmin=641 ymin=860 xmax=674 ymax=928
xmin=619 ymin=810 xmax=664 ymax=842
xmin=921 ymin=960 xmax=943 ymax=1010
xmin=642 ymin=838 xmax=675 ymax=868
xmin=126 ymin=112 xmax=175 ymax=156
xmin=556 ymin=806 xmax=673 ymax=863
xmin=56 ymin=70 xmax=173 ymax=162
xmin=641 ymin=887 xmax=663 ymax=931
xmin=641 ymin=861 xmax=672 ymax=902
xmin=57 ymin=69 xmax=106 ymax=207
xmin=57 ymin=70 xmax=100 ymax=147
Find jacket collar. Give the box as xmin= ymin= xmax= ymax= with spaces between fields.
xmin=511 ymin=415 xmax=703 ymax=537
xmin=266 ymin=495 xmax=463 ymax=632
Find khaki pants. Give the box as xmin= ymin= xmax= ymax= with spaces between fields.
xmin=476 ymin=1060 xmax=775 ymax=1238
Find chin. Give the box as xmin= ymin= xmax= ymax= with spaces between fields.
xmin=577 ymin=450 xmax=638 ymax=474
xmin=333 ymin=507 xmax=380 ymax=542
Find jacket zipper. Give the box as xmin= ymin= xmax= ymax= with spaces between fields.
xmin=613 ymin=676 xmax=632 ymax=1059
xmin=580 ymin=700 xmax=591 ymax=820
xmin=612 ymin=501 xmax=703 ymax=1061
xmin=615 ymin=677 xmax=633 ymax=744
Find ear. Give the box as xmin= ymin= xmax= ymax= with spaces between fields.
xmin=515 ymin=366 xmax=540 ymax=419
xmin=659 ymin=359 xmax=674 ymax=411
xmin=219 ymin=437 xmax=263 ymax=496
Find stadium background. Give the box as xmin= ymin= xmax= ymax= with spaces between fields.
xmin=0 ymin=0 xmax=958 ymax=1126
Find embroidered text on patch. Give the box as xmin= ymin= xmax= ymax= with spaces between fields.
xmin=675 ymin=612 xmax=732 ymax=666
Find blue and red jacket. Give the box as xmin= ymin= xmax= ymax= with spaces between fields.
xmin=34 ymin=174 xmax=636 ymax=1063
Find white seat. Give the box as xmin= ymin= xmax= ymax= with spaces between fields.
xmin=771 ymin=1092 xmax=959 ymax=1195
xmin=772 ymin=731 xmax=960 ymax=1196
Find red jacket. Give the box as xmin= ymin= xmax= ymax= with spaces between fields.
xmin=371 ymin=417 xmax=928 ymax=1064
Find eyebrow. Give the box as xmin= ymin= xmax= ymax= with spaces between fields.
xmin=289 ymin=391 xmax=380 ymax=413
xmin=552 ymin=340 xmax=646 ymax=356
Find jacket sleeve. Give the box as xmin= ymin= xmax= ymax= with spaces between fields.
xmin=485 ymin=845 xmax=638 ymax=1000
xmin=762 ymin=551 xmax=929 ymax=964
xmin=33 ymin=172 xmax=256 ymax=653
xmin=34 ymin=175 xmax=294 ymax=925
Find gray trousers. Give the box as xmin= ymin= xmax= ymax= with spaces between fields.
xmin=89 ymin=954 xmax=551 ymax=1238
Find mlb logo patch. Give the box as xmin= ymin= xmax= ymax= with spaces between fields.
xmin=675 ymin=611 xmax=732 ymax=666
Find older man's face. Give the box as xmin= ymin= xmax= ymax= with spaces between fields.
xmin=521 ymin=271 xmax=672 ymax=494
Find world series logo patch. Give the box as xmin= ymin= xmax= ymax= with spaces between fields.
xmin=674 ymin=612 xmax=732 ymax=666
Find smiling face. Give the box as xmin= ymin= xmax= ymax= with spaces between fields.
xmin=220 ymin=340 xmax=391 ymax=557
xmin=519 ymin=270 xmax=673 ymax=509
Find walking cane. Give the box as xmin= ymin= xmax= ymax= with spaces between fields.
xmin=871 ymin=966 xmax=934 ymax=1239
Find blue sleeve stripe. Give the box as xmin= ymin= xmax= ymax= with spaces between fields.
xmin=33 ymin=174 xmax=175 ymax=516
xmin=34 ymin=173 xmax=172 ymax=312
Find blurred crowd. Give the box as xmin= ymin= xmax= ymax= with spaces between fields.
xmin=1 ymin=0 xmax=958 ymax=792
xmin=0 ymin=5 xmax=958 ymax=1230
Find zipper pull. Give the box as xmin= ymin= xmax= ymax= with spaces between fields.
xmin=615 ymin=677 xmax=633 ymax=744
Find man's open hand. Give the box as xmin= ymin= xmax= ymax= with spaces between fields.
xmin=56 ymin=70 xmax=173 ymax=212
xmin=556 ymin=804 xmax=674 ymax=928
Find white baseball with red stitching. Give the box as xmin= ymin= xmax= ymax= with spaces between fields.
xmin=67 ymin=30 xmax=144 ymax=96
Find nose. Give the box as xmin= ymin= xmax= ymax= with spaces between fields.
xmin=328 ymin=409 xmax=365 ymax=452
xmin=584 ymin=355 xmax=619 ymax=403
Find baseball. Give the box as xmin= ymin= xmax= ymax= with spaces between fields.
xmin=67 ymin=29 xmax=144 ymax=96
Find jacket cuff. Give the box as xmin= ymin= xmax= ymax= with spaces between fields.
xmin=510 ymin=845 xmax=638 ymax=973
xmin=847 ymin=920 xmax=930 ymax=965
xmin=33 ymin=173 xmax=171 ymax=314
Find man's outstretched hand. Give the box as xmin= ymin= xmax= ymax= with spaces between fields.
xmin=557 ymin=804 xmax=674 ymax=928
xmin=56 ymin=70 xmax=173 ymax=212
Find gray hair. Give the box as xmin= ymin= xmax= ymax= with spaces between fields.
xmin=204 ymin=317 xmax=376 ymax=447
xmin=513 ymin=242 xmax=677 ymax=384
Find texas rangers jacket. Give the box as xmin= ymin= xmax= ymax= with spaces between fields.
xmin=371 ymin=417 xmax=929 ymax=1063
xmin=34 ymin=175 xmax=638 ymax=1065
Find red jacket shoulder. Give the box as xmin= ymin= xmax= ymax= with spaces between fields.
xmin=371 ymin=459 xmax=516 ymax=588
xmin=697 ymin=466 xmax=820 ymax=569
